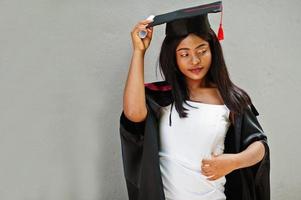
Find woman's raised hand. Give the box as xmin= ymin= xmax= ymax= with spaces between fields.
xmin=131 ymin=19 xmax=154 ymax=53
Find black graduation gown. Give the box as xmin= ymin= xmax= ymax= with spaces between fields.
xmin=119 ymin=81 xmax=270 ymax=200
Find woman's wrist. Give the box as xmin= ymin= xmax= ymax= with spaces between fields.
xmin=231 ymin=141 xmax=266 ymax=171
xmin=232 ymin=153 xmax=242 ymax=170
xmin=133 ymin=49 xmax=146 ymax=56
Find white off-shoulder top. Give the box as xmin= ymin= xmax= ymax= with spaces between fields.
xmin=159 ymin=100 xmax=231 ymax=200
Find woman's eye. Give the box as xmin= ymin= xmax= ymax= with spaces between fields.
xmin=180 ymin=54 xmax=188 ymax=57
xmin=198 ymin=50 xmax=207 ymax=55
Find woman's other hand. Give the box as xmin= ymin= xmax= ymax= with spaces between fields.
xmin=201 ymin=141 xmax=265 ymax=181
xmin=131 ymin=19 xmax=154 ymax=53
xmin=201 ymin=154 xmax=238 ymax=181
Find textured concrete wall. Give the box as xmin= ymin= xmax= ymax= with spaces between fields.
xmin=0 ymin=0 xmax=300 ymax=199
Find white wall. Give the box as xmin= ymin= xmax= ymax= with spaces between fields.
xmin=0 ymin=0 xmax=300 ymax=199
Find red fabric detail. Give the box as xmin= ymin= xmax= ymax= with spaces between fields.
xmin=217 ymin=4 xmax=224 ymax=41
xmin=144 ymin=83 xmax=172 ymax=91
xmin=218 ymin=24 xmax=224 ymax=41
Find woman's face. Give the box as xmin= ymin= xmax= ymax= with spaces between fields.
xmin=175 ymin=33 xmax=212 ymax=85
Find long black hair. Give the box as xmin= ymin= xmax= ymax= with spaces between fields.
xmin=158 ymin=29 xmax=251 ymax=123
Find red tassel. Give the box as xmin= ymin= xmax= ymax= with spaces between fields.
xmin=217 ymin=4 xmax=224 ymax=41
xmin=218 ymin=24 xmax=224 ymax=41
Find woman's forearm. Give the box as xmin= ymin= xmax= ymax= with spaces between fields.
xmin=234 ymin=141 xmax=266 ymax=169
xmin=123 ymin=50 xmax=147 ymax=122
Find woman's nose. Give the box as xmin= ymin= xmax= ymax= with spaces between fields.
xmin=191 ymin=54 xmax=201 ymax=65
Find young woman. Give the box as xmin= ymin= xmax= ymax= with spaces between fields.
xmin=120 ymin=3 xmax=270 ymax=200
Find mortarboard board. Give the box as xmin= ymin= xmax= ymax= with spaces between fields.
xmin=139 ymin=1 xmax=224 ymax=40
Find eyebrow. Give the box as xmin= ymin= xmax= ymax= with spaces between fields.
xmin=176 ymin=43 xmax=207 ymax=51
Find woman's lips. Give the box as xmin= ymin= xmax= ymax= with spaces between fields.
xmin=189 ymin=68 xmax=203 ymax=74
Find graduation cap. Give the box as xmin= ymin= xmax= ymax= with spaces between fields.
xmin=139 ymin=1 xmax=224 ymax=40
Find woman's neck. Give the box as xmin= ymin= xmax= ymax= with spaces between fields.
xmin=186 ymin=78 xmax=215 ymax=92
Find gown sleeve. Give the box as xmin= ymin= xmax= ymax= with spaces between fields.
xmin=119 ymin=109 xmax=148 ymax=199
xmin=240 ymin=104 xmax=270 ymax=200
xmin=119 ymin=81 xmax=171 ymax=200
xmin=120 ymin=111 xmax=146 ymax=144
xmin=241 ymin=104 xmax=267 ymax=150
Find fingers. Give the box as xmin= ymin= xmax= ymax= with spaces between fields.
xmin=146 ymin=27 xmax=153 ymax=38
xmin=201 ymin=164 xmax=211 ymax=171
xmin=139 ymin=19 xmax=153 ymax=25
xmin=201 ymin=163 xmax=210 ymax=170
xmin=207 ymin=175 xmax=218 ymax=181
xmin=130 ymin=18 xmax=154 ymax=51
xmin=131 ymin=25 xmax=145 ymax=36
xmin=137 ymin=22 xmax=152 ymax=37
xmin=201 ymin=155 xmax=224 ymax=181
xmin=201 ymin=169 xmax=213 ymax=176
xmin=202 ymin=159 xmax=208 ymax=164
xmin=133 ymin=19 xmax=153 ymax=32
xmin=202 ymin=157 xmax=213 ymax=165
xmin=131 ymin=20 xmax=153 ymax=39
xmin=201 ymin=158 xmax=216 ymax=178
xmin=201 ymin=166 xmax=219 ymax=181
xmin=201 ymin=163 xmax=212 ymax=174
